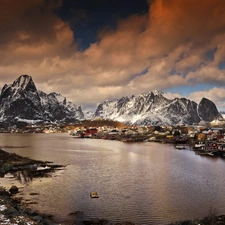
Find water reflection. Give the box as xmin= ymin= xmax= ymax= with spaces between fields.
xmin=0 ymin=145 xmax=30 ymax=149
xmin=3 ymin=166 xmax=53 ymax=184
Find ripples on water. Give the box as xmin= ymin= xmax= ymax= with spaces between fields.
xmin=1 ymin=133 xmax=225 ymax=224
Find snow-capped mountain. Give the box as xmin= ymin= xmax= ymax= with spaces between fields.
xmin=38 ymin=91 xmax=84 ymax=122
xmin=93 ymin=91 xmax=223 ymax=125
xmin=0 ymin=75 xmax=223 ymax=126
xmin=0 ymin=75 xmax=44 ymax=123
xmin=0 ymin=75 xmax=84 ymax=125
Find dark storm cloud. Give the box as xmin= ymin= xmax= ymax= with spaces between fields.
xmin=0 ymin=0 xmax=75 ymax=65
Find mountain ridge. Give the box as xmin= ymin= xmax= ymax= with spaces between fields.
xmin=92 ymin=91 xmax=223 ymax=126
xmin=0 ymin=75 xmax=223 ymax=126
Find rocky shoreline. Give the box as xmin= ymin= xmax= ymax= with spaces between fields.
xmin=0 ymin=192 xmax=57 ymax=224
xmin=0 ymin=149 xmax=137 ymax=225
xmin=169 ymin=215 xmax=225 ymax=225
xmin=0 ymin=148 xmax=65 ymax=224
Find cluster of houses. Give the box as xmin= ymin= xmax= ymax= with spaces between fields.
xmin=69 ymin=125 xmax=225 ymax=156
xmin=70 ymin=125 xmax=223 ymax=141
xmin=70 ymin=126 xmax=149 ymax=140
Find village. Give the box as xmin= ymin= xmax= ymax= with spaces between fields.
xmin=68 ymin=124 xmax=225 ymax=157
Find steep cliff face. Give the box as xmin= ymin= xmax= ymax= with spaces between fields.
xmin=0 ymin=75 xmax=84 ymax=124
xmin=198 ymin=98 xmax=223 ymax=121
xmin=0 ymin=75 xmax=44 ymax=122
xmin=93 ymin=91 xmax=222 ymax=125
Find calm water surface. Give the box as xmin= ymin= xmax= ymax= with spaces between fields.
xmin=1 ymin=133 xmax=225 ymax=224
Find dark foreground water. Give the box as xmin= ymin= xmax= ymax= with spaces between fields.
xmin=1 ymin=133 xmax=225 ymax=224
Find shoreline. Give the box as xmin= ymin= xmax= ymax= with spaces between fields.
xmin=0 ymin=193 xmax=57 ymax=225
xmin=0 ymin=148 xmax=63 ymax=224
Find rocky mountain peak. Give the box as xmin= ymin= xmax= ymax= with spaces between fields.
xmin=198 ymin=97 xmax=223 ymax=121
xmin=12 ymin=75 xmax=36 ymax=92
xmin=48 ymin=92 xmax=67 ymax=105
xmin=149 ymin=90 xmax=163 ymax=96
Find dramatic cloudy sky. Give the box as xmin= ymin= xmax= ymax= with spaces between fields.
xmin=1 ymin=0 xmax=225 ymax=111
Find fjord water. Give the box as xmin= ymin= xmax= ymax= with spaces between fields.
xmin=1 ymin=133 xmax=225 ymax=224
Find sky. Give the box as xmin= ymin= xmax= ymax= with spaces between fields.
xmin=1 ymin=0 xmax=225 ymax=112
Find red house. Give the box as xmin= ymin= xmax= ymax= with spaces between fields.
xmin=85 ymin=127 xmax=98 ymax=137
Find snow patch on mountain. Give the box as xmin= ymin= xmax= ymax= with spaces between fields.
xmin=84 ymin=111 xmax=95 ymax=120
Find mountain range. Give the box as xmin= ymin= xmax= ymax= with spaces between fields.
xmin=0 ymin=75 xmax=223 ymax=127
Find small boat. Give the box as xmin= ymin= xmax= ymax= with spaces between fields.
xmin=175 ymin=145 xmax=185 ymax=149
xmin=207 ymin=152 xmax=215 ymax=156
xmin=37 ymin=165 xmax=51 ymax=170
xmin=194 ymin=141 xmax=205 ymax=149
xmin=90 ymin=192 xmax=99 ymax=198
